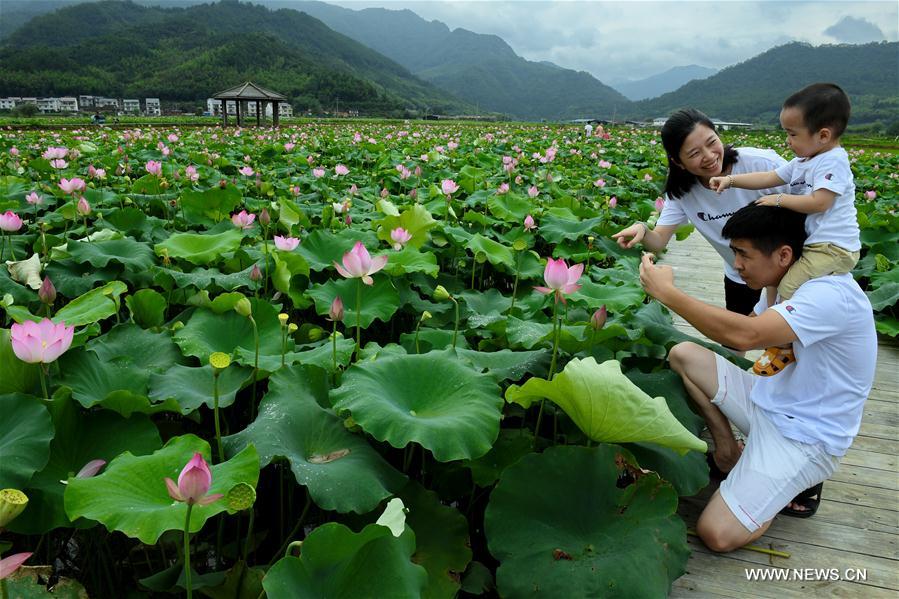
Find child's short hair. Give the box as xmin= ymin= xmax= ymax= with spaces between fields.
xmin=783 ymin=83 xmax=851 ymax=138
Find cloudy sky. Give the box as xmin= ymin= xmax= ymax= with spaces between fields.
xmin=331 ymin=1 xmax=898 ymax=82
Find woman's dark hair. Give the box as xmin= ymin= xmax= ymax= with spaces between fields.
xmin=661 ymin=108 xmax=738 ymax=199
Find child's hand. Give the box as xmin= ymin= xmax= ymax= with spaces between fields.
xmin=754 ymin=194 xmax=780 ymax=207
xmin=708 ymin=176 xmax=730 ymax=193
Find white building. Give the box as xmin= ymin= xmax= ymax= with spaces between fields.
xmin=96 ymin=97 xmax=120 ymax=110
xmin=0 ymin=98 xmax=19 ymax=110
xmin=79 ymin=95 xmax=97 ymax=109
xmin=145 ymin=98 xmax=161 ymax=116
xmin=58 ymin=97 xmax=79 ymax=112
xmin=208 ymin=98 xmax=290 ymax=118
xmin=123 ymin=99 xmax=141 ymax=113
xmin=207 ymin=98 xmax=237 ymax=116
xmin=36 ymin=98 xmax=59 ymax=113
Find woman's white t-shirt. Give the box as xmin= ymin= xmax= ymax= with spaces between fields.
xmin=657 ymin=147 xmax=788 ymax=283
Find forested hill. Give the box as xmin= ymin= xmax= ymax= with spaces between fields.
xmin=0 ymin=0 xmax=473 ymax=116
xmin=632 ymin=42 xmax=899 ymax=126
xmin=288 ymin=1 xmax=633 ymax=121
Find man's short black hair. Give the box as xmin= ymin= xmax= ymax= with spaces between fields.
xmin=783 ymin=83 xmax=851 ymax=138
xmin=722 ymin=204 xmax=807 ymax=257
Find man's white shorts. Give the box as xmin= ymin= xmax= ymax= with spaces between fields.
xmin=712 ymin=353 xmax=840 ymax=532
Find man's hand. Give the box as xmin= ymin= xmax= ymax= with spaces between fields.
xmin=611 ymin=222 xmax=646 ymax=249
xmin=639 ymin=252 xmax=676 ymax=302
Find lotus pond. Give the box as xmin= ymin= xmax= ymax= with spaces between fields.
xmin=0 ymin=122 xmax=896 ymax=597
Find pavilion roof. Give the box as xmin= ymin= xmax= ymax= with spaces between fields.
xmin=212 ymin=82 xmax=286 ymax=101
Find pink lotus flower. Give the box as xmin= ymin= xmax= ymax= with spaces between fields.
xmin=76 ymin=197 xmax=91 ymax=216
xmin=50 ymin=159 xmax=68 ymax=169
xmin=284 ymin=142 xmax=295 ymax=152
xmin=655 ymin=197 xmax=665 ymax=212
xmin=291 ymin=185 xmax=301 ymax=196
xmin=441 ymin=179 xmax=459 ymax=196
xmin=334 ymin=164 xmax=349 ymax=176
xmin=328 ymin=296 xmax=344 ymax=322
xmin=58 ymin=177 xmax=86 ymax=195
xmin=26 ymin=192 xmax=42 ymax=205
xmin=0 ymin=211 xmax=23 ymax=232
xmin=167 ymin=134 xmax=179 ymax=143
xmin=334 ymin=242 xmax=388 ymax=286
xmin=313 ymin=168 xmax=325 ymax=178
xmin=165 ymin=453 xmax=223 ymax=506
xmin=349 ymin=184 xmax=358 ymax=195
xmin=591 ymin=306 xmax=607 ymax=330
xmin=865 ymin=190 xmax=877 ymax=200
xmin=9 ymin=147 xmax=19 ymax=157
xmin=146 ymin=160 xmax=163 ymax=177
xmin=496 ymin=183 xmax=510 ymax=195
xmin=10 ymin=318 xmax=75 ymax=364
xmin=76 ymin=459 xmax=106 ymax=478
xmin=42 ymin=147 xmax=68 ymax=160
xmin=524 ymin=214 xmax=536 ymax=231
xmin=273 ymin=235 xmax=300 ymax=251
xmin=231 ymin=210 xmax=255 ymax=229
xmin=609 ymin=196 xmax=618 ymax=208
xmin=528 ymin=186 xmax=539 ymax=198
xmin=390 ymin=227 xmax=412 ymax=250
xmin=643 ymin=173 xmax=653 ymax=181
xmin=594 ymin=178 xmax=606 ymax=188
xmin=515 ymin=175 xmax=523 ymax=185
xmin=534 ymin=257 xmax=583 ymax=303
xmin=185 ymin=165 xmax=199 ymax=182
xmin=238 ymin=166 xmax=254 ymax=177
xmin=0 ymin=552 xmax=32 ymax=580
xmin=599 ymin=160 xmax=612 ymax=168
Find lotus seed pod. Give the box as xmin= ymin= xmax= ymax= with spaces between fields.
xmin=433 ymin=285 xmax=451 ymax=301
xmin=0 ymin=488 xmax=29 ymax=527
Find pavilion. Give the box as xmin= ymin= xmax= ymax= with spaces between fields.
xmin=211 ymin=82 xmax=288 ymax=127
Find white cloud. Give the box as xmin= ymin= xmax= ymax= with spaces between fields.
xmin=824 ymin=15 xmax=886 ymax=43
xmin=331 ymin=1 xmax=899 ymax=81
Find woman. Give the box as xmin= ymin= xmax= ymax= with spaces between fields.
xmin=612 ymin=109 xmax=788 ymax=316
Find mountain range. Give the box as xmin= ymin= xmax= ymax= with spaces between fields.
xmin=1 ymin=0 xmax=897 ymax=127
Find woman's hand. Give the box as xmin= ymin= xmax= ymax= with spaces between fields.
xmin=708 ymin=176 xmax=731 ymax=193
xmin=754 ymin=194 xmax=780 ymax=207
xmin=611 ymin=222 xmax=647 ymax=249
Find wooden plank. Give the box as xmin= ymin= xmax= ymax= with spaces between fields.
xmin=846 ymin=434 xmax=898 ymax=455
xmin=679 ymin=499 xmax=899 ymax=561
xmin=827 ymin=463 xmax=898 ymax=491
xmin=672 ymin=542 xmax=898 ymax=598
xmin=823 ymin=479 xmax=899 ymax=512
xmin=842 ymin=447 xmax=897 ymax=472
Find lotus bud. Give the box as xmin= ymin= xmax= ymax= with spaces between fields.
xmin=250 ymin=264 xmax=262 ymax=282
xmin=75 ymin=459 xmax=106 ymax=478
xmin=259 ymin=208 xmax=271 ymax=226
xmin=308 ymin=327 xmax=323 ymax=341
xmin=591 ymin=306 xmax=607 ymax=330
xmin=329 ymin=296 xmax=344 ymax=322
xmin=76 ymin=197 xmax=91 ymax=216
xmin=409 ymin=188 xmax=417 ymax=200
xmin=39 ymin=277 xmax=56 ymax=305
xmin=420 ymin=311 xmax=432 ymax=322
xmin=171 ymin=321 xmax=184 ymax=331
xmin=433 ymin=285 xmax=451 ymax=301
xmin=0 ymin=488 xmax=28 ymax=527
xmin=234 ymin=297 xmax=253 ymax=317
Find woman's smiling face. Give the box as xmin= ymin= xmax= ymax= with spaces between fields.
xmin=675 ymin=124 xmax=725 ymax=181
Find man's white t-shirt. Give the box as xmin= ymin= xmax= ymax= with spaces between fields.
xmin=657 ymin=147 xmax=788 ymax=283
xmin=774 ymin=146 xmax=860 ymax=252
xmin=751 ymin=274 xmax=877 ymax=456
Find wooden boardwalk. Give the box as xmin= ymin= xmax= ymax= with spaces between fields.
xmin=660 ymin=232 xmax=899 ymax=598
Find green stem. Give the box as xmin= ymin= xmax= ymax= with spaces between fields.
xmin=509 ymin=251 xmax=523 ymax=314
xmin=39 ymin=364 xmax=50 ymax=399
xmin=451 ymin=298 xmax=460 ymax=349
xmin=183 ymin=503 xmax=194 ymax=599
xmin=250 ymin=316 xmax=259 ymax=421
xmin=332 ymin=320 xmax=338 ymax=373
xmin=548 ymin=297 xmax=561 ymax=379
xmin=262 ymin=229 xmax=270 ymax=297
xmin=242 ymin=509 xmax=255 ymax=562
xmin=213 ymin=373 xmax=223 ymax=463
xmin=268 ymin=494 xmax=312 ymax=566
xmin=414 ymin=321 xmax=421 ymax=354
xmin=281 ymin=326 xmax=287 ymax=368
xmin=355 ymin=279 xmax=362 ymax=358
xmin=0 ymin=231 xmax=5 ymax=262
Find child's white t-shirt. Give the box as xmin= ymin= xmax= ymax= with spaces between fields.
xmin=657 ymin=147 xmax=788 ymax=283
xmin=750 ymin=274 xmax=877 ymax=456
xmin=773 ymin=147 xmax=860 ymax=252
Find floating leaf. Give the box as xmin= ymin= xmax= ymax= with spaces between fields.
xmin=154 ymin=229 xmax=243 ymax=265
xmin=0 ymin=394 xmax=53 ymax=489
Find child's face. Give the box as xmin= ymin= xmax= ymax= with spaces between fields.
xmin=780 ymin=107 xmax=825 ymax=158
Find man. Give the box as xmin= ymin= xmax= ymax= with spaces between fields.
xmin=638 ymin=203 xmax=876 ymax=552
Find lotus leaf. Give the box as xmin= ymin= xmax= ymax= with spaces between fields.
xmin=307 ymin=277 xmax=400 ymax=330
xmin=331 ymin=351 xmax=503 ymax=462
xmin=0 ymin=329 xmax=40 ymax=395
xmin=223 ymin=365 xmax=405 ymax=513
xmin=505 ymin=358 xmax=706 ymax=454
xmin=263 ymin=523 xmax=427 ymax=598
xmin=54 ymin=281 xmax=127 ymax=327
xmin=154 ymin=229 xmax=244 ymax=265
xmin=65 ymin=435 xmax=259 ymax=544
xmin=0 ymin=394 xmax=53 ymax=488
xmin=149 ymin=363 xmax=252 ymax=414
xmin=485 ymin=445 xmax=689 ymax=598
xmin=66 ymin=237 xmax=155 ymax=271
